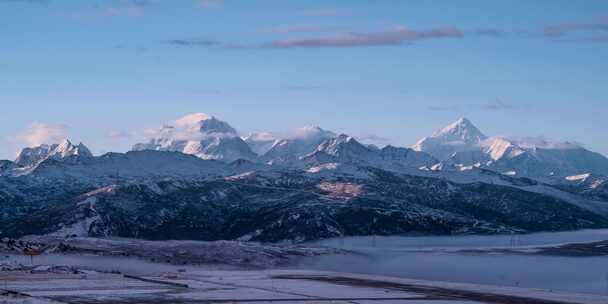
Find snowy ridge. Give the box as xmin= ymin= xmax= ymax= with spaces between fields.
xmin=261 ymin=126 xmax=336 ymax=163
xmin=301 ymin=134 xmax=438 ymax=173
xmin=29 ymin=150 xmax=231 ymax=183
xmin=14 ymin=139 xmax=93 ymax=167
xmin=410 ymin=118 xmax=608 ymax=179
xmin=3 ymin=114 xmax=608 ymax=186
xmin=242 ymin=132 xmax=278 ymax=155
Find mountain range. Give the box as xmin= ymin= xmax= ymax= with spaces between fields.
xmin=413 ymin=117 xmax=608 ymax=179
xmin=1 ymin=113 xmax=608 ymax=242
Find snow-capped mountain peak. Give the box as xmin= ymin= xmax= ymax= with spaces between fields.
xmin=15 ymin=144 xmax=55 ymax=167
xmin=289 ymin=125 xmax=336 ymax=141
xmin=173 ymin=112 xmax=212 ymax=126
xmin=483 ymin=137 xmax=525 ymax=161
xmin=242 ymin=132 xmax=276 ymax=143
xmin=14 ymin=139 xmax=93 ymax=167
xmin=52 ymin=139 xmax=93 ymax=159
xmin=260 ymin=126 xmax=336 ymax=162
xmin=172 ymin=112 xmax=237 ymax=135
xmin=244 ymin=126 xmax=336 ymax=157
xmin=303 ymin=134 xmax=438 ymax=171
xmin=132 ymin=113 xmax=255 ymax=162
xmin=431 ymin=117 xmax=487 ymax=143
xmin=442 ymin=134 xmax=608 ymax=178
xmin=242 ymin=132 xmax=278 ymax=155
xmin=314 ymin=134 xmax=361 ymax=156
xmin=413 ymin=118 xmax=487 ymax=161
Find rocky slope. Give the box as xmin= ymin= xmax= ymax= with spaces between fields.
xmin=2 ymin=153 xmax=607 ymax=243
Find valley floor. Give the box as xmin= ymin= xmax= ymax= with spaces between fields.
xmin=3 ymin=269 xmax=608 ymax=304
xmin=4 ymin=230 xmax=608 ymax=303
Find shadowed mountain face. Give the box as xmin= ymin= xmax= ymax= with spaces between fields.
xmin=1 ymin=152 xmax=608 ymax=243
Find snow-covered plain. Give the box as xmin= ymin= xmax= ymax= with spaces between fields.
xmin=2 ymin=267 xmax=608 ymax=304
xmin=302 ymin=229 xmax=608 ymax=296
xmin=3 ymin=230 xmax=608 ymax=302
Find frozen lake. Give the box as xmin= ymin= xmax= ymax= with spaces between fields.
xmin=301 ymin=229 xmax=608 ymax=296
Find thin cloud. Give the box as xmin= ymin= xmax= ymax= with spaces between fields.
xmin=108 ymin=130 xmax=133 ymax=140
xmin=504 ymin=136 xmax=583 ymax=150
xmin=281 ymin=84 xmax=326 ymax=91
xmin=428 ymin=105 xmax=461 ymax=112
xmin=165 ymin=39 xmax=220 ymax=47
xmin=543 ymin=16 xmax=608 ymax=37
xmin=482 ymin=99 xmax=515 ymax=111
xmin=15 ymin=122 xmax=69 ymax=147
xmin=266 ymin=26 xmax=464 ymax=48
xmin=581 ymin=35 xmax=608 ymax=43
xmin=85 ymin=0 xmax=158 ymax=18
xmin=476 ymin=29 xmax=507 ymax=37
xmin=0 ymin=0 xmax=50 ymax=3
xmin=115 ymin=44 xmax=149 ymax=54
xmin=198 ymin=0 xmax=222 ymax=9
xmin=77 ymin=2 xmax=148 ymax=19
xmin=300 ymin=9 xmax=354 ymax=17
xmin=356 ymin=134 xmax=393 ymax=147
xmin=165 ymin=26 xmax=463 ymax=50
xmin=190 ymin=89 xmax=223 ymax=96
xmin=259 ymin=24 xmax=340 ymax=34
xmin=557 ymin=34 xmax=608 ymax=44
xmin=124 ymin=0 xmax=153 ymax=7
xmin=101 ymin=6 xmax=144 ymax=17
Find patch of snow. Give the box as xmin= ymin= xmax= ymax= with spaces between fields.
xmin=306 ymin=163 xmax=339 ymax=173
xmin=566 ymin=173 xmax=591 ymax=182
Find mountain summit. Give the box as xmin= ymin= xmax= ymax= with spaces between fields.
xmin=132 ymin=113 xmax=256 ymax=162
xmin=413 ymin=117 xmax=487 ymax=161
xmin=431 ymin=117 xmax=487 ymax=143
xmin=173 ymin=113 xmax=238 ymax=135
xmin=261 ymin=126 xmax=336 ymax=163
xmin=15 ymin=139 xmax=93 ymax=167
xmin=412 ymin=118 xmax=608 ymax=178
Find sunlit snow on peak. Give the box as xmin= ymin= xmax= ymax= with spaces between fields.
xmin=173 ymin=113 xmax=213 ymax=127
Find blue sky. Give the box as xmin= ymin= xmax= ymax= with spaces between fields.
xmin=1 ymin=0 xmax=607 ymax=159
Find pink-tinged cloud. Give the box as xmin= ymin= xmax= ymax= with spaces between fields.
xmin=543 ymin=16 xmax=608 ymax=36
xmin=260 ymin=24 xmax=339 ymax=34
xmin=267 ymin=27 xmax=463 ymax=48
xmin=15 ymin=122 xmax=69 ymax=147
